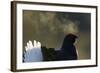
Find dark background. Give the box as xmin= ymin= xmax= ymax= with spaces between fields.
xmin=23 ymin=10 xmax=91 ymax=59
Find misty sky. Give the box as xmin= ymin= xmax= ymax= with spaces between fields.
xmin=23 ymin=10 xmax=91 ymax=59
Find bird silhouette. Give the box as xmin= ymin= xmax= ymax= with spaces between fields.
xmin=56 ymin=34 xmax=78 ymax=60
xmin=23 ymin=34 xmax=78 ymax=62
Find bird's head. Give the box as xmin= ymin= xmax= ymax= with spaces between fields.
xmin=64 ymin=33 xmax=78 ymax=44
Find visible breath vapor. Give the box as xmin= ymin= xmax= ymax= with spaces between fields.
xmin=23 ymin=10 xmax=91 ymax=59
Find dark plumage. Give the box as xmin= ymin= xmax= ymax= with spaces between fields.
xmin=56 ymin=34 xmax=78 ymax=60
xmin=41 ymin=34 xmax=78 ymax=61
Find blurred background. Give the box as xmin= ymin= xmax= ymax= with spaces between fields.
xmin=23 ymin=10 xmax=91 ymax=60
